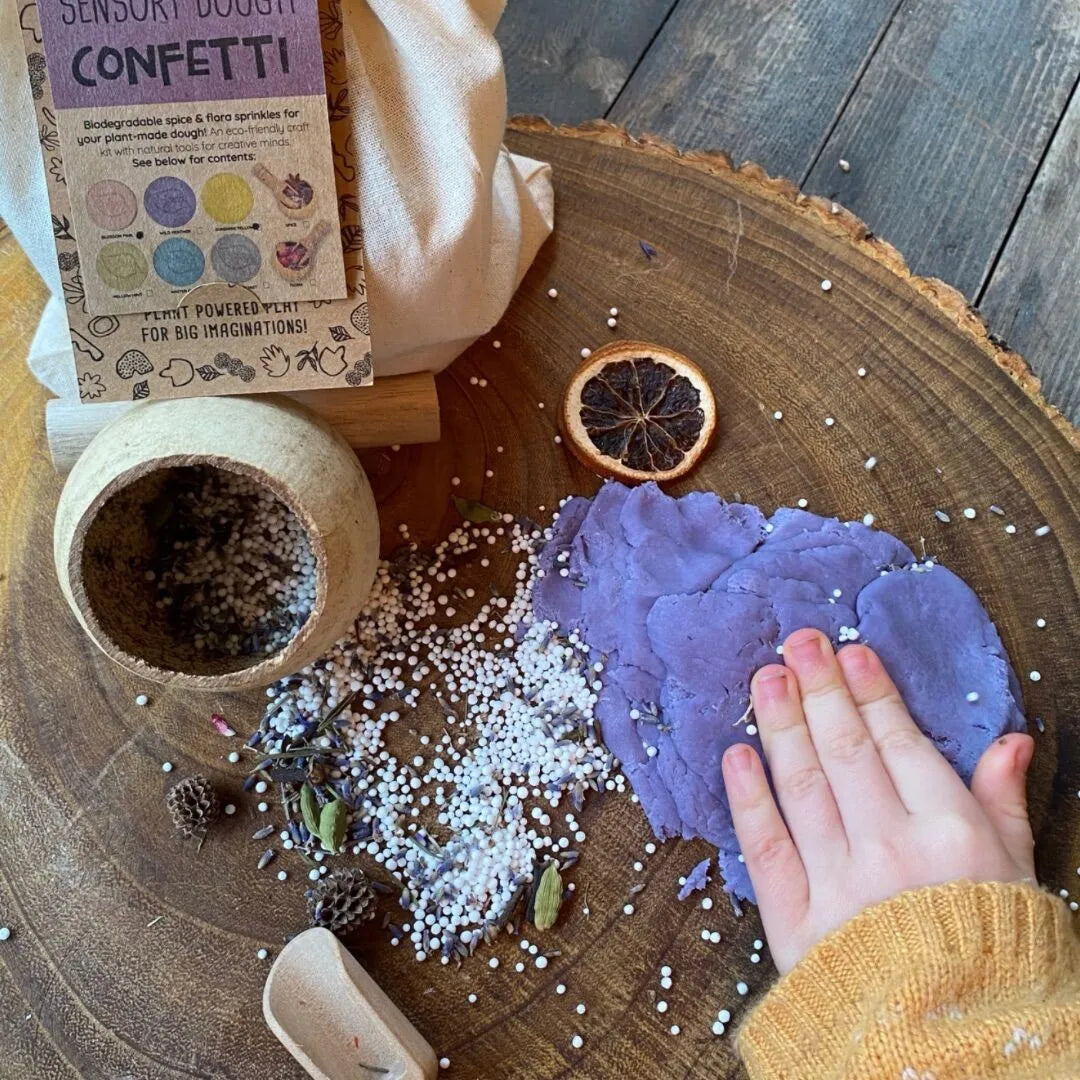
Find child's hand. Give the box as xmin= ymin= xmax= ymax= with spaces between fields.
xmin=722 ymin=627 xmax=1036 ymax=974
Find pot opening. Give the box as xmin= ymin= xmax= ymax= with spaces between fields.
xmin=79 ymin=463 xmax=317 ymax=677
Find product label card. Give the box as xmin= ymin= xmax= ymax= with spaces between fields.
xmin=36 ymin=0 xmax=346 ymax=315
xmin=22 ymin=0 xmax=374 ymax=404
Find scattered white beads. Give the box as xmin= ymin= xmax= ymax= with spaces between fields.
xmin=718 ymin=1008 xmax=731 ymax=1022
xmin=820 ymin=279 xmax=832 ymax=292
xmin=773 ymin=410 xmax=783 ymax=421
xmin=439 ymin=1057 xmax=450 ymax=1070
xmin=863 ymin=456 xmax=877 ymax=471
xmin=576 ymin=1003 xmax=587 ymax=1015
xmin=965 ymin=691 xmax=980 ymax=703
xmin=1035 ymin=524 xmax=1052 ymax=537
xmin=736 ymin=982 xmax=749 ymax=996
xmin=224 ymin=803 xmax=236 ymax=815
xmin=135 ymin=693 xmax=149 ymax=707
xmin=1030 ymin=671 xmax=1042 ymax=682
xmin=548 ymin=287 xmax=559 ymax=299
xmin=700 ymin=897 xmax=713 ymax=911
xmin=963 ymin=508 xmax=977 ymax=519
xmin=161 ymin=762 xmax=173 ymax=773
xmin=0 ymin=927 xmax=10 ymax=941
xmin=556 ymin=984 xmax=567 ymax=995
xmin=838 ymin=158 xmax=851 ymax=172
xmin=669 ymin=1025 xmax=680 ymax=1036
xmin=151 ymin=469 xmax=315 ymax=657
xmin=227 ymin=751 xmax=240 ymax=763
xmin=656 ymin=1000 xmax=668 ymax=1014
xmin=256 ymin=948 xmax=269 ymax=960
xmin=1036 ymin=618 xmax=1046 ymax=628
xmin=580 ymin=347 xmax=591 ymax=359
xmin=857 ymin=366 xmax=867 ymax=377
xmin=862 ymin=513 xmax=876 ymax=527
xmin=571 ymin=1035 xmax=583 ymax=1050
xmin=825 ymin=416 xmax=835 ymax=427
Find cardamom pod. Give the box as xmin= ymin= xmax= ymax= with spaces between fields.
xmin=532 ymin=861 xmax=563 ymax=932
xmin=319 ymin=797 xmax=347 ymax=854
xmin=300 ymin=782 xmax=320 ymax=839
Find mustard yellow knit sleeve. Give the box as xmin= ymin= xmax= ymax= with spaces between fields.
xmin=738 ymin=881 xmax=1080 ymax=1079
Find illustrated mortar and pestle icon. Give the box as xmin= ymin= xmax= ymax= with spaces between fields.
xmin=254 ymin=163 xmax=317 ymax=220
xmin=274 ymin=220 xmax=335 ymax=283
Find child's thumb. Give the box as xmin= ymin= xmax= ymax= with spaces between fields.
xmin=971 ymin=733 xmax=1036 ymax=875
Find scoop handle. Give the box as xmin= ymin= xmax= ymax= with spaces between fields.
xmin=253 ymin=162 xmax=281 ymax=192
xmin=305 ymin=219 xmax=335 ymax=252
xmin=264 ymin=928 xmax=438 ymax=1080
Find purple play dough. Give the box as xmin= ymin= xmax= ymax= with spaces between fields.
xmin=678 ymin=857 xmax=712 ymax=900
xmin=533 ymin=482 xmax=1026 ymax=901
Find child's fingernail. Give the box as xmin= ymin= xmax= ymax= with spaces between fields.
xmin=786 ymin=630 xmax=823 ymax=661
xmin=725 ymin=744 xmax=755 ymax=776
xmin=754 ymin=669 xmax=788 ymax=702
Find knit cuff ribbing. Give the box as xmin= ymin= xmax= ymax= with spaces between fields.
xmin=737 ymin=881 xmax=1074 ymax=1079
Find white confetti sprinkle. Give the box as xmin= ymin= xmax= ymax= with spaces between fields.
xmin=820 ymin=279 xmax=832 ymax=292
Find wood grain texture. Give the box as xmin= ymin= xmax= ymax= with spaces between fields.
xmin=1 ymin=122 xmax=1078 ymax=1080
xmin=980 ymin=86 xmax=1080 ymax=426
xmin=607 ymin=0 xmax=901 ymax=177
xmin=803 ymin=0 xmax=1080 ymax=298
xmin=496 ymin=0 xmax=676 ymax=123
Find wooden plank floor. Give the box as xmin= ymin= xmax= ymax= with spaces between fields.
xmin=498 ymin=0 xmax=1080 ymax=425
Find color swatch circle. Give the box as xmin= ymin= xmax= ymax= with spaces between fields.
xmin=144 ymin=176 xmax=196 ymax=227
xmin=97 ymin=242 xmax=148 ymax=291
xmin=201 ymin=173 xmax=254 ymax=224
xmin=86 ymin=180 xmax=137 ymax=231
xmin=153 ymin=237 xmax=204 ymax=287
xmin=210 ymin=233 xmax=261 ymax=283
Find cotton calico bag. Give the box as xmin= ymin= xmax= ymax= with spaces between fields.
xmin=0 ymin=0 xmax=554 ymax=398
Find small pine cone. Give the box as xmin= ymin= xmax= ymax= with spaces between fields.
xmin=166 ymin=775 xmax=220 ymax=839
xmin=307 ymin=867 xmax=377 ymax=933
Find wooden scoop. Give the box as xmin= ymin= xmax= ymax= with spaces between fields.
xmin=274 ymin=220 xmax=335 ymax=283
xmin=253 ymin=163 xmax=317 ymax=220
xmin=264 ymin=928 xmax=438 ymax=1080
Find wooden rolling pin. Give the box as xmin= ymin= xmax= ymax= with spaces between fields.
xmin=46 ymin=372 xmax=440 ymax=474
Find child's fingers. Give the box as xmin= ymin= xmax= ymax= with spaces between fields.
xmin=751 ymin=663 xmax=847 ymax=869
xmin=836 ymin=644 xmax=971 ymax=813
xmin=971 ymin=733 xmax=1036 ymax=875
xmin=781 ymin=630 xmax=904 ymax=833
xmin=723 ymin=743 xmax=809 ymax=927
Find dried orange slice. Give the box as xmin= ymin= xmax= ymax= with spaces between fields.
xmin=561 ymin=341 xmax=717 ymax=483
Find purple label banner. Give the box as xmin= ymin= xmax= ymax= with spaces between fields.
xmin=38 ymin=0 xmax=326 ymax=109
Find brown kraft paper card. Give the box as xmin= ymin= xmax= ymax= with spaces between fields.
xmin=22 ymin=0 xmax=374 ymax=404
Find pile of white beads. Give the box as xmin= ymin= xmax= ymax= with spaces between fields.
xmin=152 ymin=467 xmax=315 ymax=657
xmin=258 ymin=510 xmax=617 ymax=963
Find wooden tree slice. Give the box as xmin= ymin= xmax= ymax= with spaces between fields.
xmin=1 ymin=120 xmax=1077 ymax=1080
